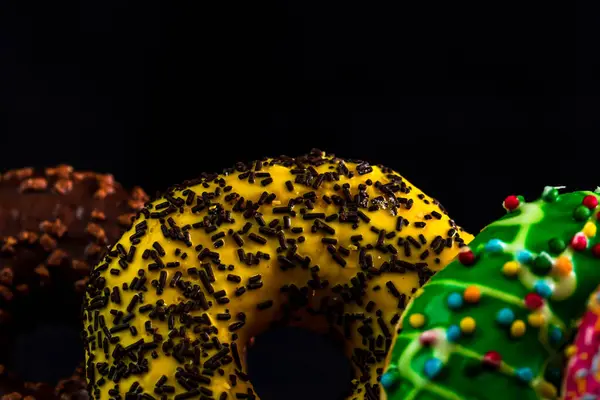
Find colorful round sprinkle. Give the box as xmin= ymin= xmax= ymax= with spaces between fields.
xmin=524 ymin=293 xmax=544 ymax=310
xmin=533 ymin=281 xmax=553 ymax=298
xmin=550 ymin=326 xmax=563 ymax=343
xmin=565 ymin=345 xmax=577 ymax=358
xmin=528 ymin=312 xmax=545 ymax=328
xmin=583 ymin=195 xmax=599 ymax=209
xmin=516 ymin=250 xmax=533 ymax=264
xmin=458 ymin=248 xmax=476 ymax=266
xmin=574 ymin=205 xmax=592 ymax=221
xmin=532 ymin=252 xmax=553 ymax=275
xmin=583 ymin=221 xmax=597 ymax=238
xmin=460 ymin=317 xmax=476 ymax=334
xmin=548 ymin=237 xmax=566 ymax=254
xmin=502 ymin=261 xmax=520 ymax=277
xmin=446 ymin=325 xmax=461 ymax=342
xmin=380 ymin=369 xmax=400 ymax=389
xmin=571 ymin=233 xmax=588 ymax=251
xmin=485 ymin=238 xmax=504 ymax=253
xmin=503 ymin=195 xmax=520 ymax=212
xmin=554 ymin=256 xmax=573 ymax=276
xmin=542 ymin=187 xmax=559 ymax=202
xmin=463 ymin=286 xmax=481 ymax=303
xmin=423 ymin=358 xmax=444 ymax=379
xmin=510 ymin=320 xmax=526 ymax=337
xmin=496 ymin=308 xmax=515 ymax=326
xmin=446 ymin=292 xmax=463 ymax=310
xmin=482 ymin=351 xmax=502 ymax=369
xmin=516 ymin=367 xmax=534 ymax=382
xmin=409 ymin=313 xmax=426 ymax=328
xmin=419 ymin=330 xmax=437 ymax=346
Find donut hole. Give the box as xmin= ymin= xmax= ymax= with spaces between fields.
xmin=10 ymin=322 xmax=82 ymax=384
xmin=247 ymin=326 xmax=353 ymax=400
xmin=2 ymin=267 xmax=84 ymax=385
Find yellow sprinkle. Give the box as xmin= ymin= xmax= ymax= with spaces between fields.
xmin=565 ymin=345 xmax=578 ymax=358
xmin=527 ymin=312 xmax=545 ymax=328
xmin=408 ymin=313 xmax=426 ymax=328
xmin=510 ymin=320 xmax=526 ymax=337
xmin=584 ymin=221 xmax=597 ymax=238
xmin=463 ymin=286 xmax=481 ymax=303
xmin=414 ymin=288 xmax=425 ymax=298
xmin=460 ymin=317 xmax=476 ymax=334
xmin=554 ymin=256 xmax=573 ymax=276
xmin=347 ymin=245 xmax=358 ymax=251
xmin=536 ymin=381 xmax=557 ymax=398
xmin=502 ymin=261 xmax=520 ymax=277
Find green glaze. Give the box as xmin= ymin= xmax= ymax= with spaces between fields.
xmin=382 ymin=189 xmax=600 ymax=400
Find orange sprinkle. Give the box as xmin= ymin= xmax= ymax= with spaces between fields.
xmin=463 ymin=286 xmax=481 ymax=303
xmin=554 ymin=256 xmax=573 ymax=276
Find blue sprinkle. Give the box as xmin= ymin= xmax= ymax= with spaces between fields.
xmin=517 ymin=250 xmax=533 ymax=264
xmin=424 ymin=358 xmax=444 ymax=379
xmin=595 ymin=292 xmax=600 ymax=303
xmin=592 ymin=353 xmax=600 ymax=374
xmin=446 ymin=325 xmax=461 ymax=342
xmin=515 ymin=367 xmax=534 ymax=382
xmin=581 ymin=394 xmax=597 ymax=400
xmin=446 ymin=292 xmax=464 ymax=310
xmin=550 ymin=326 xmax=563 ymax=343
xmin=485 ymin=238 xmax=504 ymax=253
xmin=533 ymin=281 xmax=553 ymax=298
xmin=380 ymin=370 xmax=399 ymax=389
xmin=575 ymin=368 xmax=589 ymax=379
xmin=496 ymin=308 xmax=515 ymax=326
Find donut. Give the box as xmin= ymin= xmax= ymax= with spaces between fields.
xmin=381 ymin=187 xmax=600 ymax=400
xmin=0 ymin=165 xmax=148 ymax=400
xmin=563 ymin=284 xmax=600 ymax=399
xmin=81 ymin=149 xmax=473 ymax=400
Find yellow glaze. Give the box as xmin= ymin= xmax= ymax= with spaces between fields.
xmin=82 ymin=151 xmax=473 ymax=400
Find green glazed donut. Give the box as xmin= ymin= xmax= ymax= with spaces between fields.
xmin=381 ymin=188 xmax=600 ymax=400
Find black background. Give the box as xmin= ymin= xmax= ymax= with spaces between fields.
xmin=0 ymin=1 xmax=596 ymax=399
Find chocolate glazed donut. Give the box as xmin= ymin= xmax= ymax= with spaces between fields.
xmin=0 ymin=165 xmax=148 ymax=400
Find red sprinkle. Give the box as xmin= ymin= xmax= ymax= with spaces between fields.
xmin=458 ymin=249 xmax=476 ymax=266
xmin=482 ymin=351 xmax=502 ymax=369
xmin=571 ymin=233 xmax=588 ymax=251
xmin=524 ymin=293 xmax=544 ymax=310
xmin=419 ymin=330 xmax=437 ymax=346
xmin=592 ymin=244 xmax=600 ymax=258
xmin=583 ymin=195 xmax=599 ymax=210
xmin=503 ymin=195 xmax=520 ymax=212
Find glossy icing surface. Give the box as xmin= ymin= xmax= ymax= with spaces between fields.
xmin=383 ymin=189 xmax=600 ymax=400
xmin=563 ymin=285 xmax=600 ymax=399
xmin=81 ymin=150 xmax=472 ymax=400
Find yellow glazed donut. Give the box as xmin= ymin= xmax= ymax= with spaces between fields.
xmin=82 ymin=150 xmax=473 ymax=400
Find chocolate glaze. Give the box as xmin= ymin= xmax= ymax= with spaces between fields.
xmin=0 ymin=165 xmax=147 ymax=400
